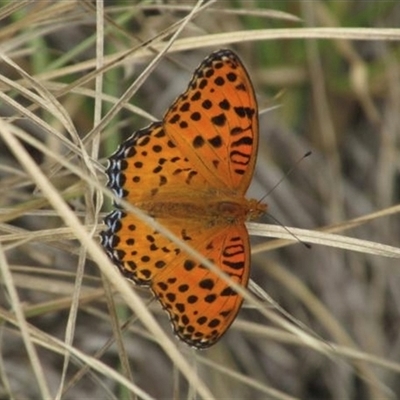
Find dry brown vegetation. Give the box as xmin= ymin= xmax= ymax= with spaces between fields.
xmin=1 ymin=1 xmax=400 ymax=399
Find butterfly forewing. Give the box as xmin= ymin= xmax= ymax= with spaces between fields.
xmin=164 ymin=49 xmax=259 ymax=194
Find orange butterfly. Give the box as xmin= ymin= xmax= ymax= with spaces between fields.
xmin=101 ymin=49 xmax=266 ymax=348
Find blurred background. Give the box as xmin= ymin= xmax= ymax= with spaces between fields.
xmin=1 ymin=1 xmax=400 ymax=399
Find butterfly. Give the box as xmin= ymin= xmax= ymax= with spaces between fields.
xmin=101 ymin=49 xmax=266 ymax=348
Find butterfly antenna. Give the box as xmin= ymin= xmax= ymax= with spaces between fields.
xmin=266 ymin=212 xmax=311 ymax=249
xmin=259 ymin=151 xmax=312 ymax=204
xmin=258 ymin=151 xmax=312 ymax=249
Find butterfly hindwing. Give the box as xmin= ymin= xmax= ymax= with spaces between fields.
xmin=102 ymin=210 xmax=250 ymax=348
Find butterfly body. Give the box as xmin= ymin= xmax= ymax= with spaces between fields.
xmin=101 ymin=49 xmax=266 ymax=348
xmin=137 ymin=196 xmax=262 ymax=222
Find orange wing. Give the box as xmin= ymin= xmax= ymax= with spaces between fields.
xmin=102 ymin=210 xmax=250 ymax=348
xmin=107 ymin=50 xmax=258 ymax=204
xmin=164 ymin=49 xmax=259 ymax=194
xmin=105 ymin=122 xmax=213 ymax=204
